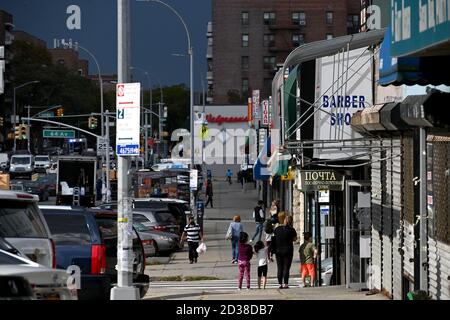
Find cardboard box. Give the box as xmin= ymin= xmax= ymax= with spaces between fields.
xmin=0 ymin=173 xmax=10 ymax=190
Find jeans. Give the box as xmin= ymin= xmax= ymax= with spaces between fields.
xmin=275 ymin=252 xmax=293 ymax=285
xmin=188 ymin=241 xmax=199 ymax=262
xmin=238 ymin=260 xmax=251 ymax=289
xmin=231 ymin=237 xmax=239 ymax=261
xmin=251 ymin=223 xmax=264 ymax=242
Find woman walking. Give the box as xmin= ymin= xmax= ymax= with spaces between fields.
xmin=237 ymin=232 xmax=253 ymax=290
xmin=271 ymin=214 xmax=297 ymax=289
xmin=226 ymin=215 xmax=243 ymax=263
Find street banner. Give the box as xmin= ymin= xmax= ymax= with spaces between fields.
xmin=190 ymin=169 xmax=198 ymax=191
xmin=116 ymin=83 xmax=141 ymax=156
xmin=247 ymin=97 xmax=253 ymax=123
xmin=262 ymin=100 xmax=269 ymax=126
xmin=252 ymin=90 xmax=260 ymax=119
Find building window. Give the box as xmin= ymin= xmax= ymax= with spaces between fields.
xmin=241 ymin=56 xmax=249 ymax=71
xmin=263 ymin=12 xmax=276 ymax=25
xmin=263 ymin=78 xmax=272 ymax=96
xmin=241 ymin=12 xmax=249 ymax=25
xmin=326 ymin=11 xmax=334 ymax=25
xmin=292 ymin=11 xmax=306 ymax=25
xmin=326 ymin=33 xmax=333 ymax=40
xmin=263 ymin=34 xmax=275 ymax=47
xmin=292 ymin=33 xmax=305 ymax=47
xmin=242 ymin=78 xmax=249 ymax=96
xmin=58 ymin=59 xmax=65 ymax=65
xmin=347 ymin=14 xmax=360 ymax=33
xmin=263 ymin=56 xmax=276 ymax=70
xmin=242 ymin=34 xmax=249 ymax=47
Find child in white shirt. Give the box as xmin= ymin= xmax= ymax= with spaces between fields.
xmin=253 ymin=241 xmax=268 ymax=289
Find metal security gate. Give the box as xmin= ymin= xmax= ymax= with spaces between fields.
xmin=370 ymin=140 xmax=382 ymax=291
xmin=391 ymin=138 xmax=403 ymax=300
xmin=346 ymin=181 xmax=371 ymax=289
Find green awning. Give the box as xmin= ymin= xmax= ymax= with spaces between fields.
xmin=283 ymin=65 xmax=298 ymax=135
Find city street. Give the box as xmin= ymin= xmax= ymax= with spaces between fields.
xmin=144 ymin=178 xmax=387 ymax=300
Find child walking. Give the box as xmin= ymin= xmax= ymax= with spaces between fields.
xmin=254 ymin=241 xmax=268 ymax=289
xmin=237 ymin=232 xmax=253 ymax=290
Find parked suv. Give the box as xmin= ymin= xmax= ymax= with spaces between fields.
xmin=0 ymin=190 xmax=55 ymax=268
xmin=39 ymin=205 xmax=149 ymax=300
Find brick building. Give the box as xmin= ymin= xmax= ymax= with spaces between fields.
xmin=48 ymin=48 xmax=89 ymax=77
xmin=12 ymin=30 xmax=46 ymax=48
xmin=208 ymin=0 xmax=361 ymax=104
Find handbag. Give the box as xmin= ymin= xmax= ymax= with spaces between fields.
xmin=196 ymin=242 xmax=207 ymax=254
xmin=225 ymin=224 xmax=232 ymax=240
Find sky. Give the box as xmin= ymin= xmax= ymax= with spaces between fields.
xmin=0 ymin=0 xmax=211 ymax=90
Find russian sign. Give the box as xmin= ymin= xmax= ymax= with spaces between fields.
xmin=116 ymin=83 xmax=141 ymax=156
xmin=262 ymin=100 xmax=269 ymax=126
xmin=314 ymin=47 xmax=372 ymax=160
xmin=43 ymin=130 xmax=75 ymax=138
xmin=296 ymin=170 xmax=344 ymax=191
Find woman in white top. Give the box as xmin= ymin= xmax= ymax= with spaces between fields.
xmin=253 ymin=241 xmax=268 ymax=289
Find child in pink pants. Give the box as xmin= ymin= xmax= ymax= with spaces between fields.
xmin=237 ymin=232 xmax=253 ymax=290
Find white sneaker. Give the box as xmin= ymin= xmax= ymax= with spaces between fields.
xmin=249 ymin=240 xmax=253 ymax=243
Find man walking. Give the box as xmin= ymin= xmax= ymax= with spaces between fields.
xmin=251 ymin=200 xmax=265 ymax=243
xmin=226 ymin=169 xmax=233 ymax=185
xmin=181 ymin=216 xmax=203 ymax=264
xmin=205 ymin=178 xmax=213 ymax=208
xmin=299 ymin=232 xmax=318 ymax=287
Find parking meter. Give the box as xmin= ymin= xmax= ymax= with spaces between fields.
xmin=196 ymin=200 xmax=204 ymax=232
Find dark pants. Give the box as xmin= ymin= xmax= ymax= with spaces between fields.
xmin=188 ymin=241 xmax=199 ymax=262
xmin=276 ymin=252 xmax=293 ymax=285
xmin=205 ymin=195 xmax=213 ymax=208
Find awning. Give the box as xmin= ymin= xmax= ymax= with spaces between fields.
xmin=379 ymin=29 xmax=450 ymax=86
xmin=267 ymin=148 xmax=290 ymax=177
xmin=283 ymin=66 xmax=298 ymax=136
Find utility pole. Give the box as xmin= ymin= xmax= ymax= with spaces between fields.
xmin=111 ymin=0 xmax=139 ymax=300
xmin=105 ymin=110 xmax=111 ymax=203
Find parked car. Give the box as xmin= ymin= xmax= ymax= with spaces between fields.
xmin=0 ymin=237 xmax=24 ymax=257
xmin=23 ymin=181 xmax=50 ymax=202
xmin=132 ymin=222 xmax=156 ymax=258
xmin=39 ymin=205 xmax=149 ymax=300
xmin=36 ymin=173 xmax=57 ymax=196
xmin=133 ymin=198 xmax=191 ymax=232
xmin=133 ymin=222 xmax=180 ymax=255
xmin=0 ymin=248 xmax=77 ymax=300
xmin=133 ymin=209 xmax=180 ymax=235
xmin=0 ymin=190 xmax=55 ymax=268
xmin=34 ymin=155 xmax=51 ymax=173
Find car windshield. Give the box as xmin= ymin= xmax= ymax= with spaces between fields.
xmin=0 ymin=200 xmax=49 ymax=238
xmin=11 ymin=157 xmax=31 ymax=165
xmin=43 ymin=213 xmax=92 ymax=245
xmin=35 ymin=157 xmax=49 ymax=162
xmin=133 ymin=222 xmax=149 ymax=232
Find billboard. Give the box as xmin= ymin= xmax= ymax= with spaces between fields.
xmin=313 ymin=47 xmax=373 ymax=159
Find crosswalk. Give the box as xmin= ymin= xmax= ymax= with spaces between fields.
xmin=149 ymin=278 xmax=304 ymax=291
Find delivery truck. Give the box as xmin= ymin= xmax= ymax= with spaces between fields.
xmin=56 ymin=156 xmax=97 ymax=207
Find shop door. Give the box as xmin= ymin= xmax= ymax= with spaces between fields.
xmin=345 ymin=181 xmax=371 ymax=289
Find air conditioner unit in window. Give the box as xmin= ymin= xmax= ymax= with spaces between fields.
xmin=299 ymin=20 xmax=306 ymax=26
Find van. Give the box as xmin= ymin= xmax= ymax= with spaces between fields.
xmin=0 ymin=190 xmax=55 ymax=268
xmin=9 ymin=154 xmax=34 ymax=177
xmin=0 ymin=153 xmax=9 ymax=171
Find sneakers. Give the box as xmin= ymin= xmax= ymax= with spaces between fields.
xmin=249 ymin=239 xmax=253 ymax=244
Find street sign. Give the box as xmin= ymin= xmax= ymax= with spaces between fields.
xmin=97 ymin=137 xmax=107 ymax=156
xmin=190 ymin=169 xmax=198 ymax=191
xmin=262 ymin=100 xmax=269 ymax=126
xmin=38 ymin=112 xmax=54 ymax=118
xmin=252 ymin=90 xmax=260 ymax=119
xmin=116 ymin=83 xmax=141 ymax=156
xmin=43 ymin=129 xmax=75 ymax=138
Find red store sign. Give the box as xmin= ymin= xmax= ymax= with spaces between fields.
xmin=205 ymin=114 xmax=249 ymax=124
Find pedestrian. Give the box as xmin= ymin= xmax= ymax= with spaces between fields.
xmin=225 ymin=215 xmax=243 ymax=263
xmin=237 ymin=232 xmax=253 ymax=290
xmin=299 ymin=231 xmax=318 ymax=287
xmin=253 ymin=241 xmax=268 ymax=289
xmin=96 ymin=178 xmax=102 ymax=201
xmin=181 ymin=215 xmax=203 ymax=264
xmin=269 ymin=200 xmax=279 ymax=224
xmin=271 ymin=214 xmax=297 ymax=289
xmin=226 ymin=168 xmax=233 ymax=185
xmin=250 ymin=200 xmax=265 ymax=243
xmin=205 ymin=178 xmax=213 ymax=208
xmin=264 ymin=219 xmax=274 ymax=262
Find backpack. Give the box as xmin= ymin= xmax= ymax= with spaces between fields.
xmin=254 ymin=206 xmax=264 ymax=223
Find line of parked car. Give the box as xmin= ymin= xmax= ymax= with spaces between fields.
xmin=0 ymin=187 xmax=191 ymax=300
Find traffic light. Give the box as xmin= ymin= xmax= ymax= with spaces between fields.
xmin=88 ymin=116 xmax=98 ymax=129
xmin=56 ymin=108 xmax=64 ymax=117
xmin=20 ymin=124 xmax=28 ymax=140
xmin=14 ymin=125 xmax=21 ymax=139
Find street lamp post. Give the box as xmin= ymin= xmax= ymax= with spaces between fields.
xmin=13 ymin=81 xmax=40 ymax=153
xmin=139 ymin=0 xmax=195 ymax=212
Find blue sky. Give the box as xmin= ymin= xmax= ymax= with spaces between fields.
xmin=0 ymin=0 xmax=211 ymax=89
